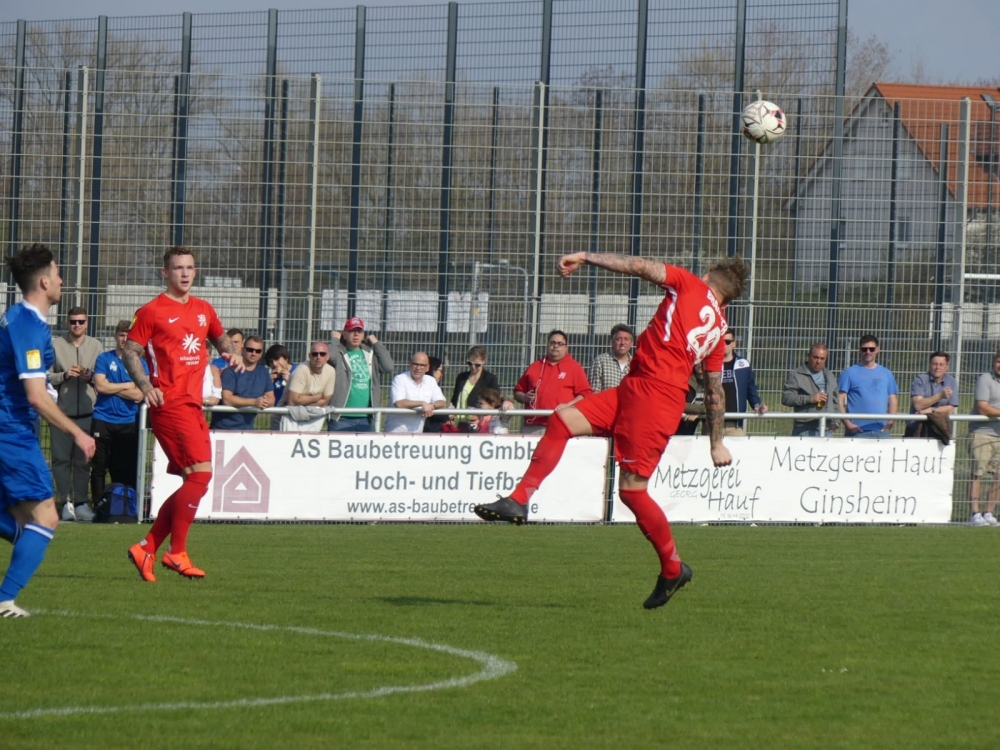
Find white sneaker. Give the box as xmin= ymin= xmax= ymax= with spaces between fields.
xmin=0 ymin=600 xmax=30 ymax=618
xmin=60 ymin=502 xmax=76 ymax=522
xmin=972 ymin=512 xmax=989 ymax=527
xmin=984 ymin=512 xmax=999 ymax=527
xmin=74 ymin=503 xmax=95 ymax=522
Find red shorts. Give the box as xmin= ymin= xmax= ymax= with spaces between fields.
xmin=574 ymin=377 xmax=686 ymax=478
xmin=150 ymin=402 xmax=211 ymax=476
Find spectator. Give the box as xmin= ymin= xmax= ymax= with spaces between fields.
xmin=513 ymin=330 xmax=592 ymax=435
xmin=211 ymin=328 xmax=243 ymax=371
xmin=969 ymin=351 xmax=1000 ymax=526
xmin=451 ymin=345 xmax=500 ymax=431
xmin=202 ymin=358 xmax=222 ymax=407
xmin=838 ymin=334 xmax=899 ymax=439
xmin=721 ymin=330 xmax=767 ymax=437
xmin=329 ymin=317 xmax=394 ymax=433
xmin=470 ymin=387 xmax=510 ymax=435
xmin=782 ymin=342 xmax=840 ymax=437
xmin=50 ymin=306 xmax=102 ymax=521
xmin=280 ymin=341 xmax=335 ymax=432
xmin=90 ymin=320 xmax=147 ymax=503
xmin=211 ymin=334 xmax=274 ymax=431
xmin=589 ymin=324 xmax=634 ymax=392
xmin=423 ymin=356 xmax=454 ymax=433
xmin=906 ymin=351 xmax=958 ymax=438
xmin=675 ymin=371 xmax=704 ymax=436
xmin=385 ymin=351 xmax=447 ymax=434
xmin=265 ymin=343 xmax=295 ymax=430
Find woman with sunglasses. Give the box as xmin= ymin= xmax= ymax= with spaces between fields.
xmin=450 ymin=346 xmax=500 ymax=432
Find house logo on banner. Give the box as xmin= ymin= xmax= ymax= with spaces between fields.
xmin=211 ymin=439 xmax=271 ymax=514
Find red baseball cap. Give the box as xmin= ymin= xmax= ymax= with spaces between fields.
xmin=344 ymin=317 xmax=365 ymax=331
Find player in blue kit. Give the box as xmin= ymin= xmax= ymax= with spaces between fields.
xmin=0 ymin=244 xmax=96 ymax=618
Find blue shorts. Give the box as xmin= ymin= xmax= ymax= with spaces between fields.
xmin=0 ymin=423 xmax=54 ymax=509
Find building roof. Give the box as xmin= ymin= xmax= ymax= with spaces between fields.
xmin=871 ymin=82 xmax=1000 ymax=208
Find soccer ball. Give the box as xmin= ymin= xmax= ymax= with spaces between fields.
xmin=740 ymin=100 xmax=786 ymax=145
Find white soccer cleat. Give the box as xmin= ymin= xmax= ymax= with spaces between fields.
xmin=0 ymin=600 xmax=30 ymax=618
xmin=74 ymin=503 xmax=96 ymax=522
xmin=984 ymin=512 xmax=999 ymax=527
xmin=972 ymin=513 xmax=988 ymax=527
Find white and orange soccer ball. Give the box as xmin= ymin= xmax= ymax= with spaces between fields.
xmin=740 ymin=100 xmax=786 ymax=145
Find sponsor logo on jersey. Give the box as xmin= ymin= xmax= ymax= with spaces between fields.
xmin=168 ymin=317 xmax=180 ymax=323
xmin=182 ymin=333 xmax=201 ymax=355
xmin=26 ymin=349 xmax=41 ymax=369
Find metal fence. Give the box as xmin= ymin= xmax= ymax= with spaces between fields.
xmin=3 ymin=1 xmax=1000 ymax=523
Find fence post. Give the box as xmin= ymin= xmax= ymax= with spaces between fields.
xmin=626 ymin=0 xmax=649 ymax=332
xmin=725 ymin=0 xmax=746 ymax=259
xmin=487 ymin=85 xmax=499 ymax=265
xmin=305 ymin=74 xmax=322 ymax=351
xmin=884 ymin=101 xmax=901 ymax=339
xmin=787 ymin=97 xmax=803 ymax=372
xmin=59 ymin=71 xmax=73 ymax=275
xmin=258 ymin=8 xmax=279 ymax=334
xmin=380 ymin=83 xmax=396 ymax=334
xmin=531 ymin=0 xmax=552 ymax=317
xmin=825 ymin=0 xmax=848 ymax=343
xmin=86 ymin=15 xmax=107 ymax=320
xmin=529 ymin=81 xmax=546 ymax=364
xmin=587 ymin=89 xmax=604 ymax=345
xmin=436 ymin=1 xmax=458 ymax=345
xmin=6 ymin=19 xmax=26 ymax=292
xmin=348 ymin=4 xmax=366 ymax=321
xmin=170 ymin=11 xmax=192 ymax=247
xmin=275 ymin=79 xmax=290 ymax=342
xmin=692 ymin=93 xmax=705 ymax=276
xmin=955 ymin=98 xmax=971 ymax=383
xmin=74 ymin=66 xmax=90 ymax=310
xmin=933 ymin=124 xmax=950 ymax=352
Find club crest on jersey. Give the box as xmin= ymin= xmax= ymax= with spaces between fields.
xmin=110 ymin=361 xmax=118 ymax=372
xmin=198 ymin=314 xmax=207 ymax=327
xmin=182 ymin=333 xmax=201 ymax=355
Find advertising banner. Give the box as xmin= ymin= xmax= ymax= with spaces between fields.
xmin=152 ymin=432 xmax=610 ymax=522
xmin=610 ymin=436 xmax=955 ymax=524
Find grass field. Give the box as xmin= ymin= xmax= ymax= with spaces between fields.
xmin=2 ymin=522 xmax=999 ymax=749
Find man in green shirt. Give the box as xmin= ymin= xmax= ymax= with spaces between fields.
xmin=329 ymin=317 xmax=394 ymax=433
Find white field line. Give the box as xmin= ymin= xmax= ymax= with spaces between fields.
xmin=0 ymin=610 xmax=518 ymax=720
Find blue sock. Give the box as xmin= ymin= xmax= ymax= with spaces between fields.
xmin=0 ymin=523 xmax=54 ymax=602
xmin=0 ymin=510 xmax=20 ymax=545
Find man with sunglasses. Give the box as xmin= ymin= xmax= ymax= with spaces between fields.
xmin=211 ymin=334 xmax=274 ymax=431
xmin=329 ymin=317 xmax=394 ymax=434
xmin=279 ymin=341 xmax=335 ymax=432
xmin=385 ymin=351 xmax=448 ymax=433
xmin=50 ymin=306 xmax=103 ymax=521
xmin=837 ymin=334 xmax=899 ymax=438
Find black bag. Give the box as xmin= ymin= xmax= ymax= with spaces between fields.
xmin=94 ymin=483 xmax=138 ymax=524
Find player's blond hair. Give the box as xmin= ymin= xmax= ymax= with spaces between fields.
xmin=706 ymin=255 xmax=750 ymax=304
xmin=162 ymin=245 xmax=195 ymax=269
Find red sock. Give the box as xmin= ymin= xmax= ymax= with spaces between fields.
xmin=144 ymin=494 xmax=175 ymax=555
xmin=619 ymin=488 xmax=681 ymax=578
xmin=509 ymin=415 xmax=573 ymax=504
xmin=167 ymin=472 xmax=211 ymax=554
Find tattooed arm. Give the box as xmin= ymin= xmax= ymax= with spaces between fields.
xmin=700 ymin=368 xmax=733 ymax=467
xmin=210 ymin=333 xmax=245 ymax=374
xmin=122 ymin=339 xmax=163 ymax=409
xmin=557 ymin=252 xmax=667 ymax=286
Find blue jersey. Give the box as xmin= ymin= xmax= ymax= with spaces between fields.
xmin=93 ymin=349 xmax=148 ymax=425
xmin=0 ymin=302 xmax=54 ymax=427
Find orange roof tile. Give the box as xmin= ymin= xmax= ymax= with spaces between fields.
xmin=873 ymin=82 xmax=1000 ymax=208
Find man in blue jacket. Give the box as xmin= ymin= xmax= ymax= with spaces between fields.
xmin=722 ymin=331 xmax=767 ymax=436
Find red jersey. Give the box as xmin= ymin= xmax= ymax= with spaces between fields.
xmin=515 ymin=354 xmax=593 ymax=426
xmin=127 ymin=293 xmax=224 ymax=408
xmin=628 ymin=265 xmax=728 ymax=389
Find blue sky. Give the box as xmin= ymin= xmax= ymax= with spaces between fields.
xmin=2 ymin=0 xmax=996 ymax=85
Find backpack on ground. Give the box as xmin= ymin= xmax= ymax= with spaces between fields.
xmin=94 ymin=483 xmax=138 ymax=524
